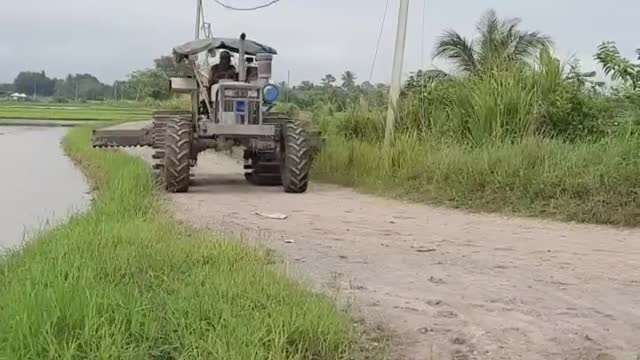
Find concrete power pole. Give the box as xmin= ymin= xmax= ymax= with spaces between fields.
xmin=384 ymin=0 xmax=410 ymax=148
xmin=195 ymin=0 xmax=202 ymax=40
xmin=287 ymin=70 xmax=291 ymax=103
xmin=194 ymin=0 xmax=212 ymax=67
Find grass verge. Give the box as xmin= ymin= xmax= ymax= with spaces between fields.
xmin=0 ymin=98 xmax=189 ymax=121
xmin=0 ymin=126 xmax=357 ymax=359
xmin=0 ymin=105 xmax=151 ymax=121
xmin=314 ymin=133 xmax=640 ymax=226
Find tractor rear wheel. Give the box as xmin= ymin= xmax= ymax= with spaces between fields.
xmin=151 ymin=111 xmax=190 ymax=175
xmin=280 ymin=120 xmax=310 ymax=193
xmin=162 ymin=115 xmax=193 ymax=193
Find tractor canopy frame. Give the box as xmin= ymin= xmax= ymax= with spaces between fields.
xmin=172 ymin=37 xmax=278 ymax=63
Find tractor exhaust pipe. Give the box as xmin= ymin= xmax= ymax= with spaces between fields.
xmin=256 ymin=53 xmax=273 ymax=87
xmin=238 ymin=33 xmax=247 ymax=82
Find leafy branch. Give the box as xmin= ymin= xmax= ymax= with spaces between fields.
xmin=594 ymin=41 xmax=640 ymax=90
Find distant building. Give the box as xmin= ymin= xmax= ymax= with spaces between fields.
xmin=9 ymin=93 xmax=28 ymax=101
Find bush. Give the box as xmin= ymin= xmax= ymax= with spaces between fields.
xmin=274 ymin=102 xmax=301 ymax=117
xmin=52 ymin=97 xmax=70 ymax=104
xmin=391 ymin=60 xmax=614 ymax=144
xmin=334 ymin=107 xmax=385 ymax=142
xmin=539 ymin=82 xmax=613 ymax=139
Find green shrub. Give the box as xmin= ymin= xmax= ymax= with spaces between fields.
xmin=274 ymin=102 xmax=301 ymax=117
xmin=539 ymin=82 xmax=613 ymax=139
xmin=334 ymin=106 xmax=385 ymax=142
xmin=52 ymin=97 xmax=70 ymax=104
xmin=397 ymin=71 xmax=611 ymax=145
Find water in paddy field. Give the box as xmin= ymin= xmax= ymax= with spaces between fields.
xmin=0 ymin=126 xmax=90 ymax=250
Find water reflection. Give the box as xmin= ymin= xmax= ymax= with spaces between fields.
xmin=0 ymin=126 xmax=90 ymax=249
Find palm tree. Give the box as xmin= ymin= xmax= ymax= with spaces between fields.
xmin=434 ymin=9 xmax=552 ymax=75
xmin=341 ymin=70 xmax=357 ymax=89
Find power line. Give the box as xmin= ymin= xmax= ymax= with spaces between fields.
xmin=212 ymin=0 xmax=282 ymax=11
xmin=369 ymin=0 xmax=390 ymax=82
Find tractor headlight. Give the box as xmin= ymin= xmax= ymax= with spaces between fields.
xmin=262 ymin=84 xmax=280 ymax=104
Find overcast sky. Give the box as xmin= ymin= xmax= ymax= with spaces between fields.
xmin=0 ymin=0 xmax=638 ymax=85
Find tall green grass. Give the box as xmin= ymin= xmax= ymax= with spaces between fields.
xmin=396 ymin=54 xmax=612 ymax=144
xmin=313 ymin=53 xmax=640 ymax=225
xmin=0 ymin=127 xmax=357 ymax=359
xmin=314 ymin=132 xmax=640 ymax=226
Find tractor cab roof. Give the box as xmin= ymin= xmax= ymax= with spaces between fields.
xmin=173 ymin=37 xmax=278 ymax=61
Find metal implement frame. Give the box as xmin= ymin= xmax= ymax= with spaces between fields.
xmin=91 ymin=124 xmax=153 ymax=148
xmin=206 ymin=124 xmax=276 ymax=137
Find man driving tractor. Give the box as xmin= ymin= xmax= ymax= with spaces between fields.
xmin=208 ymin=50 xmax=237 ymax=88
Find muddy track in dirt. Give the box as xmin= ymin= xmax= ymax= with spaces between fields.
xmin=127 ymin=147 xmax=640 ymax=360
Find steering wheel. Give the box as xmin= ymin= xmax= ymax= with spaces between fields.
xmin=212 ymin=71 xmax=237 ymax=82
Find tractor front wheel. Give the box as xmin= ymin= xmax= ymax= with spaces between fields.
xmin=163 ymin=116 xmax=193 ymax=193
xmin=280 ymin=120 xmax=310 ymax=193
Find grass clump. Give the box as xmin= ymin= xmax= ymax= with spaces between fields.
xmin=0 ymin=126 xmax=355 ymax=359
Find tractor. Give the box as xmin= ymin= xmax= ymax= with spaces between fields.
xmin=95 ymin=34 xmax=312 ymax=194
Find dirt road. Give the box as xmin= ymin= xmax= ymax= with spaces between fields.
xmin=127 ymin=147 xmax=640 ymax=360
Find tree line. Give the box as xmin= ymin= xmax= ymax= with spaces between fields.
xmin=278 ymin=71 xmax=390 ymax=113
xmin=0 ymin=71 xmax=114 ymax=101
xmin=0 ymin=55 xmax=192 ymax=102
xmin=0 ymin=54 xmax=389 ymax=107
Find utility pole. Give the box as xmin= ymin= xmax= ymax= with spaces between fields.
xmin=287 ymin=70 xmax=291 ymax=103
xmin=384 ymin=0 xmax=410 ymax=148
xmin=75 ymin=80 xmax=79 ymax=102
xmin=195 ymin=0 xmax=202 ymax=40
